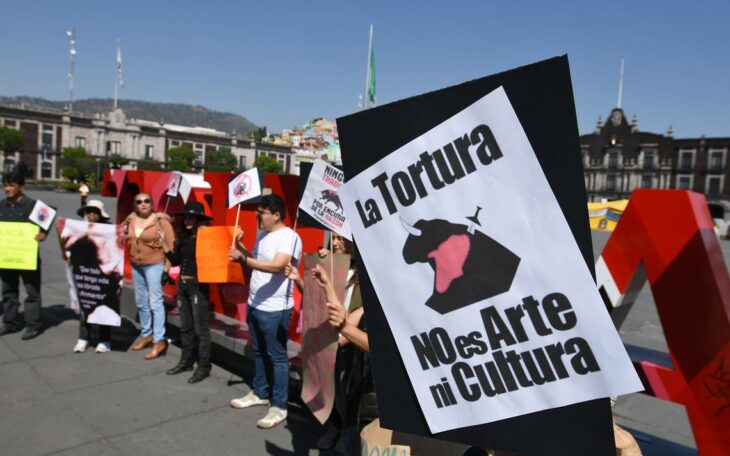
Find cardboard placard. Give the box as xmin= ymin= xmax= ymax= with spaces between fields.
xmin=196 ymin=226 xmax=245 ymax=283
xmin=0 ymin=222 xmax=39 ymax=270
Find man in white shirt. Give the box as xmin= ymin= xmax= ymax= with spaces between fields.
xmin=228 ymin=194 xmax=302 ymax=429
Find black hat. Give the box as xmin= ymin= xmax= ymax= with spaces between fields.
xmin=175 ymin=201 xmax=211 ymax=219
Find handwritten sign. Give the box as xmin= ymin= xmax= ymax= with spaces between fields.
xmin=196 ymin=226 xmax=245 ymax=283
xmin=0 ymin=222 xmax=39 ymax=270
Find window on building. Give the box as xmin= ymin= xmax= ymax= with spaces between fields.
xmin=708 ymin=177 xmax=722 ymax=195
xmin=4 ymin=158 xmax=16 ymax=174
xmin=710 ymin=151 xmax=724 ymax=170
xmin=678 ymin=176 xmax=691 ymax=190
xmin=106 ymin=141 xmax=121 ymax=154
xmin=643 ymin=150 xmax=655 ymax=170
xmin=239 ymin=156 xmax=247 ymax=169
xmin=680 ymin=151 xmax=693 ymax=170
xmin=75 ymin=137 xmax=86 ymax=148
xmin=43 ymin=125 xmax=53 ymax=131
xmin=4 ymin=120 xmax=17 ymax=127
xmin=606 ymin=174 xmax=617 ymax=192
xmin=608 ymin=150 xmax=619 ymax=169
xmin=145 ymin=145 xmax=153 ymax=160
xmin=41 ymin=162 xmax=52 ymax=179
xmin=42 ymin=132 xmax=53 ymax=146
xmin=641 ymin=175 xmax=652 ymax=189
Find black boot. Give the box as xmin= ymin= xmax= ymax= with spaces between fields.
xmin=166 ymin=360 xmax=194 ymax=375
xmin=188 ymin=367 xmax=210 ymax=384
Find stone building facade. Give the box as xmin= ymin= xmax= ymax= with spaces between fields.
xmin=0 ymin=104 xmax=296 ymax=179
xmin=580 ymin=108 xmax=729 ymax=204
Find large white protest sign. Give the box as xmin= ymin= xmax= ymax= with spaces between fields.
xmin=228 ymin=168 xmax=261 ymax=208
xmin=298 ymin=159 xmax=352 ymax=240
xmin=29 ymin=200 xmax=56 ymax=231
xmin=338 ymin=86 xmax=642 ymax=433
xmin=56 ymin=219 xmax=124 ymax=326
xmin=178 ymin=173 xmax=211 ymax=203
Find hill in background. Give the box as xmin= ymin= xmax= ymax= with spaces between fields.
xmin=0 ymin=96 xmax=258 ymax=136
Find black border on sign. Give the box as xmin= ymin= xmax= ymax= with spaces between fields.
xmin=337 ymin=55 xmax=614 ymax=455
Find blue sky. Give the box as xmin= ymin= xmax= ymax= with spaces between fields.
xmin=1 ymin=1 xmax=728 ymax=138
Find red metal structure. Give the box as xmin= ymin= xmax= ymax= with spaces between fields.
xmin=102 ymin=169 xmax=325 ymax=343
xmin=596 ymin=190 xmax=730 ymax=456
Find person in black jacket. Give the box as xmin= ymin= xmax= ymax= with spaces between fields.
xmin=0 ymin=163 xmax=46 ymax=340
xmin=161 ymin=201 xmax=212 ymax=383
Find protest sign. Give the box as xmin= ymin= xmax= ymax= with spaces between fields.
xmin=337 ymin=56 xmax=633 ymax=454
xmin=28 ymin=200 xmax=56 ymax=232
xmin=300 ymin=253 xmax=351 ymax=424
xmin=196 ymin=226 xmax=245 ymax=283
xmin=228 ymin=168 xmax=262 ymax=208
xmin=179 ymin=173 xmax=211 ymax=203
xmin=0 ymin=222 xmax=39 ymax=270
xmin=167 ymin=171 xmax=183 ymax=197
xmin=56 ymin=218 xmax=123 ymax=326
xmin=298 ymin=159 xmax=352 ymax=240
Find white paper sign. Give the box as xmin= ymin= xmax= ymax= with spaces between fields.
xmin=298 ymin=159 xmax=352 ymax=240
xmin=228 ymin=168 xmax=262 ymax=208
xmin=338 ymin=87 xmax=642 ymax=433
xmin=29 ymin=200 xmax=56 ymax=231
xmin=166 ymin=172 xmax=182 ymax=197
xmin=178 ymin=173 xmax=212 ymax=203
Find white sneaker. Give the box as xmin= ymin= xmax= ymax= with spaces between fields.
xmin=256 ymin=406 xmax=287 ymax=429
xmin=230 ymin=391 xmax=270 ymax=409
xmin=95 ymin=342 xmax=111 ymax=353
xmin=73 ymin=339 xmax=88 ymax=353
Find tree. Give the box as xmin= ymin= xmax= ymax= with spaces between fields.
xmin=62 ymin=146 xmax=86 ymax=159
xmin=61 ymin=166 xmax=79 ymax=181
xmin=248 ymin=126 xmax=268 ymax=142
xmin=254 ymin=155 xmax=283 ymax=174
xmin=205 ymin=146 xmax=237 ymax=172
xmin=167 ymin=146 xmax=195 ymax=172
xmin=0 ymin=126 xmax=23 ymax=153
xmin=108 ymin=154 xmax=130 ymax=169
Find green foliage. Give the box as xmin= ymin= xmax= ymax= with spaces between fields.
xmin=168 ymin=145 xmax=195 ymax=172
xmin=85 ymin=172 xmax=98 ymax=189
xmin=61 ymin=166 xmax=79 ymax=181
xmin=57 ymin=181 xmax=80 ymax=192
xmin=0 ymin=126 xmax=23 ymax=153
xmin=108 ymin=154 xmax=130 ymax=169
xmin=205 ymin=146 xmax=237 ymax=172
xmin=254 ymin=154 xmax=283 ymax=174
xmin=136 ymin=159 xmax=164 ymax=171
xmin=62 ymin=146 xmax=87 ymax=159
xmin=248 ymin=126 xmax=268 ymax=142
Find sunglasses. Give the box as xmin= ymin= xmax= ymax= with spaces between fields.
xmin=135 ymin=198 xmax=151 ymax=205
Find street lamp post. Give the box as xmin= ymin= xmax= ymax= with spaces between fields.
xmin=96 ymin=157 xmax=101 ymax=189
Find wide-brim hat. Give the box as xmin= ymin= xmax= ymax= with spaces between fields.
xmin=175 ymin=201 xmax=212 ymax=220
xmin=77 ymin=199 xmax=110 ymax=219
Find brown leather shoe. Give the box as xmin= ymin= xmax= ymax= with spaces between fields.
xmin=144 ymin=340 xmax=168 ymax=360
xmin=131 ymin=335 xmax=153 ymax=351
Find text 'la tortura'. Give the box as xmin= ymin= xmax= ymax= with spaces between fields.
xmin=356 ymin=124 xmax=503 ymax=228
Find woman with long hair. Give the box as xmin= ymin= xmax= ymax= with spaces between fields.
xmin=161 ymin=201 xmax=213 ymax=383
xmin=124 ymin=192 xmax=174 ymax=360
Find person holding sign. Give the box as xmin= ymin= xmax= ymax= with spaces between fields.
xmin=0 ymin=164 xmax=46 ymax=340
xmin=228 ymin=194 xmax=302 ymax=430
xmin=161 ymin=201 xmax=213 ymax=384
xmin=124 ymin=192 xmax=175 ymax=360
xmin=72 ymin=200 xmax=114 ymax=353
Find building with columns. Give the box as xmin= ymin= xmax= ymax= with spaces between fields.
xmin=0 ymin=104 xmax=296 ymax=179
xmin=580 ymin=108 xmax=729 ymax=204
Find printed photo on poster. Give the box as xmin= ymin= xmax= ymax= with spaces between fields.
xmin=338 ymin=86 xmax=642 ymax=433
xmin=56 ymin=218 xmax=124 ymax=326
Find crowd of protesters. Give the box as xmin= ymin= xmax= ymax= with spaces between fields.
xmin=0 ymin=167 xmax=375 ymax=454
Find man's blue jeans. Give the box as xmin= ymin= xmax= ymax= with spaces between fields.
xmin=131 ymin=262 xmax=166 ymax=343
xmin=247 ymin=306 xmax=292 ymax=409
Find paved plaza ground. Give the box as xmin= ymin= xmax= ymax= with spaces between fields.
xmin=2 ymin=189 xmax=724 ymax=455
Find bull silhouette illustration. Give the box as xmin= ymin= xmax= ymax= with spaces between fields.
xmin=320 ymin=190 xmax=343 ymax=213
xmin=401 ymin=209 xmax=520 ymax=314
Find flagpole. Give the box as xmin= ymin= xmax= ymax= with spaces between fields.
xmin=363 ymin=24 xmax=373 ymax=110
xmin=230 ymin=204 xmax=242 ymax=249
xmin=113 ymin=39 xmax=119 ymax=109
